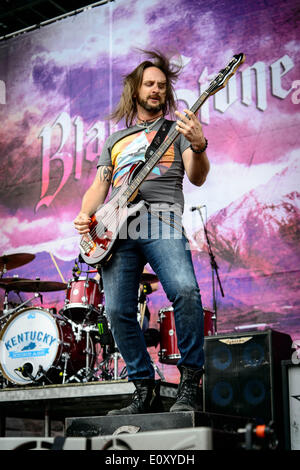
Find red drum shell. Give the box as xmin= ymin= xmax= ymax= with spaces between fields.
xmin=158 ymin=307 xmax=180 ymax=365
xmin=64 ymin=277 xmax=103 ymax=323
xmin=158 ymin=306 xmax=214 ymax=364
xmin=48 ymin=318 xmax=96 ymax=382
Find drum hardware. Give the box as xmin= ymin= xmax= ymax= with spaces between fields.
xmin=62 ymin=322 xmax=101 ymax=384
xmin=60 ymin=352 xmax=70 ymax=384
xmin=71 ymin=256 xmax=100 ymax=277
xmin=13 ymin=362 xmax=53 ymax=385
xmin=37 ymin=365 xmax=54 ymax=385
xmin=66 ymin=365 xmax=96 ymax=384
xmin=137 ymin=288 xmax=148 ymax=330
xmin=68 ymin=320 xmax=83 ymax=342
xmin=0 ymin=369 xmax=9 ymax=389
xmin=65 ymin=338 xmax=95 ymax=383
xmin=112 ymin=347 xmax=126 ymax=380
xmin=94 ymin=317 xmax=126 ymax=381
xmin=4 ymin=292 xmax=42 ymax=314
xmin=83 ymin=325 xmax=96 ymax=376
xmin=0 ymin=290 xmax=43 ymax=325
xmin=57 ymin=308 xmax=76 ymax=327
xmin=151 ymin=359 xmax=166 ymax=381
xmin=94 ymin=320 xmax=125 ymax=381
xmin=14 ymin=362 xmax=35 ymax=380
xmin=91 ymin=349 xmax=115 ymax=381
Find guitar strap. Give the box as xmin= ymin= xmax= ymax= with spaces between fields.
xmin=144 ymin=118 xmax=173 ymax=162
xmin=131 ymin=118 xmax=173 ymax=203
xmin=141 ymin=119 xmax=185 ymax=235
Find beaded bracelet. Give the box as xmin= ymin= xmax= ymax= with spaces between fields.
xmin=190 ymin=138 xmax=208 ymax=154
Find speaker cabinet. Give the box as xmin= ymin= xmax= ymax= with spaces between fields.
xmin=204 ymin=330 xmax=292 ymax=442
xmin=282 ymin=360 xmax=300 ymax=450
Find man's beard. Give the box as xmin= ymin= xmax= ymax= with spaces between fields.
xmin=136 ymin=95 xmax=164 ymax=114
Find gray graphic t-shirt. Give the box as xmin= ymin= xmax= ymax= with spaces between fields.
xmin=97 ymin=119 xmax=191 ymax=212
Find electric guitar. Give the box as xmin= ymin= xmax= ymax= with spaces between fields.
xmin=79 ymin=53 xmax=245 ymax=266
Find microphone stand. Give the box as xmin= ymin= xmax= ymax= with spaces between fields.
xmin=194 ymin=207 xmax=224 ymax=335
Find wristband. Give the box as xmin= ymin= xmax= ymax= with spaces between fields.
xmin=190 ymin=138 xmax=208 ymax=154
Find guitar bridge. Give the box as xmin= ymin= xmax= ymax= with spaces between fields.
xmin=80 ymin=229 xmax=113 ymax=258
xmin=80 ymin=234 xmax=95 ymax=256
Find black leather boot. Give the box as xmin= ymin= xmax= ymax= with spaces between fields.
xmin=170 ymin=366 xmax=203 ymax=412
xmin=107 ymin=379 xmax=163 ymax=416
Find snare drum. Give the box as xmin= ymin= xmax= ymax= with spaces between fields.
xmin=63 ymin=277 xmax=104 ymax=323
xmin=158 ymin=306 xmax=214 ymax=364
xmin=0 ymin=307 xmax=95 ymax=385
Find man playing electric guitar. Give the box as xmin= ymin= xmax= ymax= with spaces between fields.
xmin=74 ymin=50 xmax=210 ymax=415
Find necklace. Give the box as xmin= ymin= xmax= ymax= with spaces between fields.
xmin=136 ymin=116 xmax=163 ymax=134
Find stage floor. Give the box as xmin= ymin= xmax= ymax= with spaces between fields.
xmin=0 ymin=380 xmax=177 ymax=436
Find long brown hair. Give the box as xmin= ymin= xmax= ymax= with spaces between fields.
xmin=110 ymin=49 xmax=182 ymax=127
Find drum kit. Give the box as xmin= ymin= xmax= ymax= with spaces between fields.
xmin=0 ymin=253 xmax=110 ymax=388
xmin=0 ymin=252 xmax=215 ymax=389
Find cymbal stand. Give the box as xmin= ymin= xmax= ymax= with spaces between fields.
xmin=112 ymin=346 xmax=126 ymax=380
xmin=138 ymin=289 xmax=147 ymax=329
xmin=1 ymin=291 xmax=42 ymax=323
xmin=194 ymin=207 xmax=225 ymax=335
xmin=84 ymin=325 xmax=96 ymax=381
xmin=151 ymin=359 xmax=166 ymax=381
xmin=61 ymin=352 xmax=70 ymax=384
xmin=13 ymin=292 xmax=42 ymax=312
xmin=100 ymin=342 xmax=126 ymax=380
xmin=0 ymin=262 xmax=7 ymax=277
xmin=2 ymin=289 xmax=9 ymax=316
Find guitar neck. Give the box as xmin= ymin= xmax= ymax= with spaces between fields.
xmin=122 ymin=89 xmax=211 ymax=203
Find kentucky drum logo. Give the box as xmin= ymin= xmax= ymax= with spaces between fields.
xmin=0 ymin=307 xmax=60 ymax=385
xmin=5 ymin=328 xmax=57 ymax=359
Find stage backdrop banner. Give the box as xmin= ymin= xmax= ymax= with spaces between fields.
xmin=0 ymin=0 xmax=299 ymax=382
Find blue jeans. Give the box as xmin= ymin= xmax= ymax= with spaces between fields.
xmin=101 ymin=206 xmax=204 ymax=381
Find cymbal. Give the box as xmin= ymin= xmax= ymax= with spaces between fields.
xmin=0 ymin=253 xmax=35 ymax=272
xmin=0 ymin=279 xmax=67 ymax=292
xmin=140 ymin=273 xmax=159 ymax=284
xmin=0 ymin=278 xmax=32 ymax=290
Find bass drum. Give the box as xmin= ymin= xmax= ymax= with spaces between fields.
xmin=0 ymin=307 xmax=96 ymax=386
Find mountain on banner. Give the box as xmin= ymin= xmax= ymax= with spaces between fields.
xmin=194 ymin=156 xmax=300 ymax=275
xmin=190 ymin=156 xmax=300 ymax=336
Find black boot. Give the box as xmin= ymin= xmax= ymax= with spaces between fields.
xmin=107 ymin=379 xmax=163 ymax=416
xmin=170 ymin=366 xmax=203 ymax=412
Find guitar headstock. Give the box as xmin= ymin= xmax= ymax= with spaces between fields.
xmin=208 ymin=53 xmax=245 ymax=95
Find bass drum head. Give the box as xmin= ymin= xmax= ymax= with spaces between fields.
xmin=0 ymin=307 xmax=61 ymax=385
